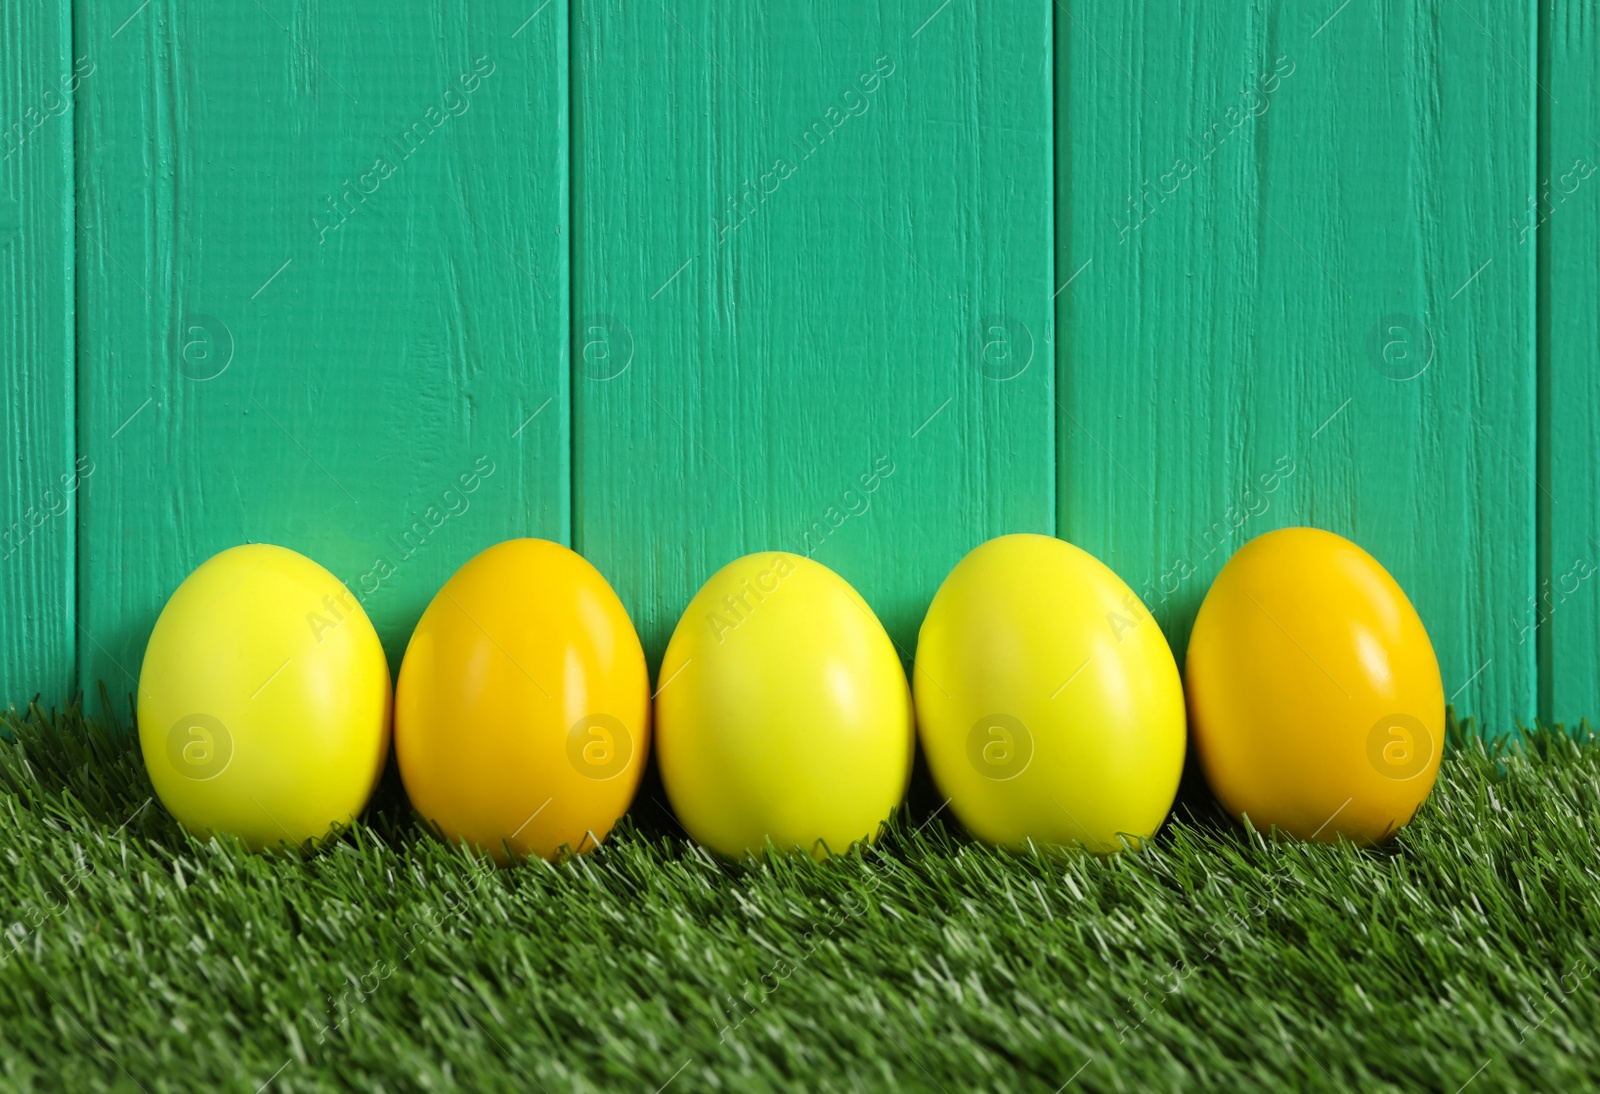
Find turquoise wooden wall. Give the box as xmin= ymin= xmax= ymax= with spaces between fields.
xmin=1 ymin=1 xmax=1595 ymax=730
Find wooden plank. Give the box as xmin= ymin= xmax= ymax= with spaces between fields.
xmin=76 ymin=1 xmax=569 ymax=711
xmin=1057 ymin=0 xmax=1537 ymax=729
xmin=1546 ymin=0 xmax=1600 ymax=727
xmin=573 ymin=0 xmax=1055 ymax=668
xmin=0 ymin=2 xmax=76 ymax=706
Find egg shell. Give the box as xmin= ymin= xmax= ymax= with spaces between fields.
xmin=655 ymin=552 xmax=913 ymax=859
xmin=394 ymin=538 xmax=649 ymax=863
xmin=137 ymin=544 xmax=391 ymax=850
xmin=914 ymin=533 xmax=1186 ymax=853
xmin=1186 ymin=527 xmax=1444 ymax=843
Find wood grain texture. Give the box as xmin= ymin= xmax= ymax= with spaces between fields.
xmin=75 ymin=1 xmax=569 ymax=709
xmin=573 ymin=1 xmax=1055 ymax=668
xmin=9 ymin=0 xmax=1588 ymax=732
xmin=1546 ymin=0 xmax=1600 ymax=726
xmin=1056 ymin=0 xmax=1537 ymax=729
xmin=0 ymin=1 xmax=76 ymax=706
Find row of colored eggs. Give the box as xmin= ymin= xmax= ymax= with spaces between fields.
xmin=138 ymin=529 xmax=1444 ymax=860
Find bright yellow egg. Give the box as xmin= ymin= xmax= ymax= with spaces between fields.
xmin=655 ymin=552 xmax=913 ymax=859
xmin=914 ymin=534 xmax=1186 ymax=853
xmin=394 ymin=538 xmax=649 ymax=863
xmin=1187 ymin=527 xmax=1443 ymax=843
xmin=137 ymin=544 xmax=391 ymax=851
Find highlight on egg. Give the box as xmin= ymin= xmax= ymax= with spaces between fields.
xmin=137 ymin=543 xmax=391 ymax=851
xmin=1186 ymin=526 xmax=1445 ymax=843
xmin=654 ymin=551 xmax=914 ymax=860
xmin=394 ymin=538 xmax=649 ymax=863
xmin=913 ymin=533 xmax=1186 ymax=853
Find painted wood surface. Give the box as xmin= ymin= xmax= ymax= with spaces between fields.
xmin=73 ymin=1 xmax=570 ymax=708
xmin=572 ymin=1 xmax=1055 ymax=668
xmin=0 ymin=2 xmax=77 ymax=706
xmin=1546 ymin=0 xmax=1600 ymax=728
xmin=3 ymin=1 xmax=1596 ymax=731
xmin=1056 ymin=0 xmax=1537 ymax=727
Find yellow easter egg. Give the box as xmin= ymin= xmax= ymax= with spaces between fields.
xmin=138 ymin=544 xmax=391 ymax=850
xmin=914 ymin=534 xmax=1186 ymax=852
xmin=655 ymin=552 xmax=913 ymax=859
xmin=395 ymin=539 xmax=650 ymax=862
xmin=1187 ymin=527 xmax=1444 ymax=843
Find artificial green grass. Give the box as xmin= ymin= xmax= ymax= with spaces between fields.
xmin=2 ymin=701 xmax=1598 ymax=1093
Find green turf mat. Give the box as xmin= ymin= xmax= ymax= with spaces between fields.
xmin=1 ymin=701 xmax=1596 ymax=1092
